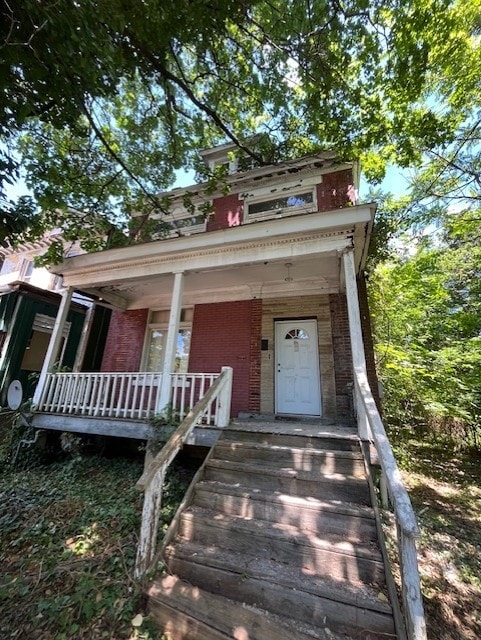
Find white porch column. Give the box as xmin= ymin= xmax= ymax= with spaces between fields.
xmin=73 ymin=302 xmax=95 ymax=372
xmin=32 ymin=286 xmax=74 ymax=406
xmin=342 ymin=249 xmax=371 ymax=441
xmin=157 ymin=271 xmax=184 ymax=413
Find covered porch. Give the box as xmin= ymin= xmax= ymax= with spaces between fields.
xmin=30 ymin=204 xmax=375 ymax=441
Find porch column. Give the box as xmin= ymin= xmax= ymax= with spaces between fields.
xmin=73 ymin=302 xmax=95 ymax=372
xmin=341 ymin=249 xmax=371 ymax=441
xmin=32 ymin=286 xmax=73 ymax=407
xmin=157 ymin=271 xmax=184 ymax=413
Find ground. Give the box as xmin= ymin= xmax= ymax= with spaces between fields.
xmin=390 ymin=430 xmax=481 ymax=640
xmin=0 ymin=416 xmax=479 ymax=639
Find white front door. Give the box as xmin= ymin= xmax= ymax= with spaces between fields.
xmin=275 ymin=319 xmax=321 ymax=416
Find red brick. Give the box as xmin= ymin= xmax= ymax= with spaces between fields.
xmin=317 ymin=169 xmax=354 ymax=211
xmin=189 ymin=300 xmax=258 ymax=417
xmin=206 ymin=193 xmax=244 ymax=231
xmin=101 ymin=309 xmax=148 ymax=371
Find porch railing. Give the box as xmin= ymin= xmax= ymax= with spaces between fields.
xmin=354 ymin=368 xmax=427 ymax=640
xmin=134 ymin=366 xmax=233 ymax=577
xmin=36 ymin=371 xmax=220 ymax=423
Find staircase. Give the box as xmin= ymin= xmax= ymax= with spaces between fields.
xmin=146 ymin=420 xmax=398 ymax=640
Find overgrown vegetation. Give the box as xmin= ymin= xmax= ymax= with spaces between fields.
xmin=390 ymin=429 xmax=481 ymax=639
xmin=0 ymin=419 xmax=191 ymax=640
xmin=3 ymin=1 xmax=481 ymax=256
xmin=369 ymin=205 xmax=481 ymax=450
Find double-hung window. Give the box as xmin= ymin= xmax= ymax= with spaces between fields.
xmin=144 ymin=308 xmax=193 ymax=373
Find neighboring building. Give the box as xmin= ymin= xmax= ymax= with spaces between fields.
xmin=0 ymin=231 xmax=108 ymax=405
xmin=30 ymin=145 xmax=378 ymax=440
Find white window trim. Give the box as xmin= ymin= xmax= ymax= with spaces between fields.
xmin=141 ymin=309 xmax=193 ymax=372
xmin=242 ymin=179 xmax=319 ymax=223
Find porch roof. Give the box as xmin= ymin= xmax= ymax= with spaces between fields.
xmin=50 ymin=204 xmax=375 ymax=310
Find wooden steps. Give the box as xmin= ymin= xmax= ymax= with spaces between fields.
xmin=147 ymin=422 xmax=398 ymax=639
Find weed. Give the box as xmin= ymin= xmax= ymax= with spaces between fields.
xmin=0 ymin=454 xmax=190 ymax=639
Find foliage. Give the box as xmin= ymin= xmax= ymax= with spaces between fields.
xmin=147 ymin=405 xmax=183 ymax=455
xmin=388 ymin=432 xmax=481 ymax=639
xmin=369 ymin=206 xmax=481 ymax=447
xmin=0 ymin=444 xmax=190 ymax=639
xmin=2 ymin=0 xmax=480 ymax=257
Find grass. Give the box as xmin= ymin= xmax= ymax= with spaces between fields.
xmin=0 ymin=420 xmax=191 ymax=640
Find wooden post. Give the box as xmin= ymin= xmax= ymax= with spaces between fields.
xmin=342 ymin=249 xmax=372 ymax=441
xmin=33 ymin=287 xmax=73 ymax=407
xmin=134 ymin=467 xmax=165 ymax=579
xmin=157 ymin=271 xmax=184 ymax=413
xmin=216 ymin=366 xmax=233 ymax=427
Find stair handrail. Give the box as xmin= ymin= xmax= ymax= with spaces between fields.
xmin=354 ymin=368 xmax=427 ymax=640
xmin=134 ymin=366 xmax=233 ymax=579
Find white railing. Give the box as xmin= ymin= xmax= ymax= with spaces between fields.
xmin=134 ymin=366 xmax=233 ymax=577
xmin=36 ymin=371 xmax=220 ymax=422
xmin=354 ymin=368 xmax=427 ymax=640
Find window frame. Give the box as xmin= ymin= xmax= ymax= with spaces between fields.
xmin=242 ymin=176 xmax=319 ymax=223
xmin=142 ymin=308 xmax=193 ymax=373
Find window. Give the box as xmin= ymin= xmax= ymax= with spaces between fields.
xmin=152 ymin=213 xmax=206 ymax=239
xmin=248 ymin=191 xmax=314 ymax=218
xmin=144 ymin=308 xmax=193 ymax=373
xmin=242 ymin=178 xmax=319 ymax=222
xmin=20 ymin=259 xmax=34 ymax=282
xmin=285 ymin=328 xmax=309 ymax=340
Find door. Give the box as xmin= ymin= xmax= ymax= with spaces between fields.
xmin=275 ymin=319 xmax=321 ymax=416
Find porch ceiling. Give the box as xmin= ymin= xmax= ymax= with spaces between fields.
xmin=53 ymin=204 xmax=375 ymax=310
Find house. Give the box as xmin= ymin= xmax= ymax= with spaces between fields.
xmin=0 ymin=231 xmax=97 ymax=406
xmin=29 ymin=145 xmax=378 ymax=441
xmin=25 ymin=146 xmax=427 ymax=639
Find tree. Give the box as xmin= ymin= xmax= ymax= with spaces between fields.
xmin=1 ymin=0 xmax=479 ymax=256
xmin=369 ymin=206 xmax=481 ymax=448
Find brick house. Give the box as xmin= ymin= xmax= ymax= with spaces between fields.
xmin=30 ymin=145 xmax=378 ymax=441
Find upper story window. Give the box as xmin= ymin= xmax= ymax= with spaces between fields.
xmin=248 ymin=190 xmax=314 ymax=218
xmin=20 ymin=259 xmax=34 ymax=282
xmin=242 ymin=177 xmax=319 ymax=223
xmin=152 ymin=213 xmax=206 ymax=239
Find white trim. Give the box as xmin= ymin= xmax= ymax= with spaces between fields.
xmin=243 ymin=184 xmax=318 ymax=223
xmin=240 ymin=173 xmax=321 ymax=201
xmin=55 ymin=205 xmax=374 ymax=286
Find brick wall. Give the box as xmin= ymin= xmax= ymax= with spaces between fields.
xmin=357 ymin=274 xmax=381 ymax=409
xmin=206 ymin=193 xmax=244 ymax=231
xmin=249 ymin=299 xmax=262 ymax=412
xmin=329 ymin=279 xmax=379 ymax=419
xmin=317 ymin=169 xmax=353 ymax=211
xmin=206 ymin=168 xmax=353 ymax=232
xmin=329 ymin=293 xmax=353 ymax=419
xmin=188 ymin=300 xmax=258 ymax=417
xmin=101 ymin=308 xmax=148 ymax=372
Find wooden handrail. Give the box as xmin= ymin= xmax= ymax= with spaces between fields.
xmin=353 ymin=368 xmax=427 ymax=640
xmin=134 ymin=366 xmax=233 ymax=578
